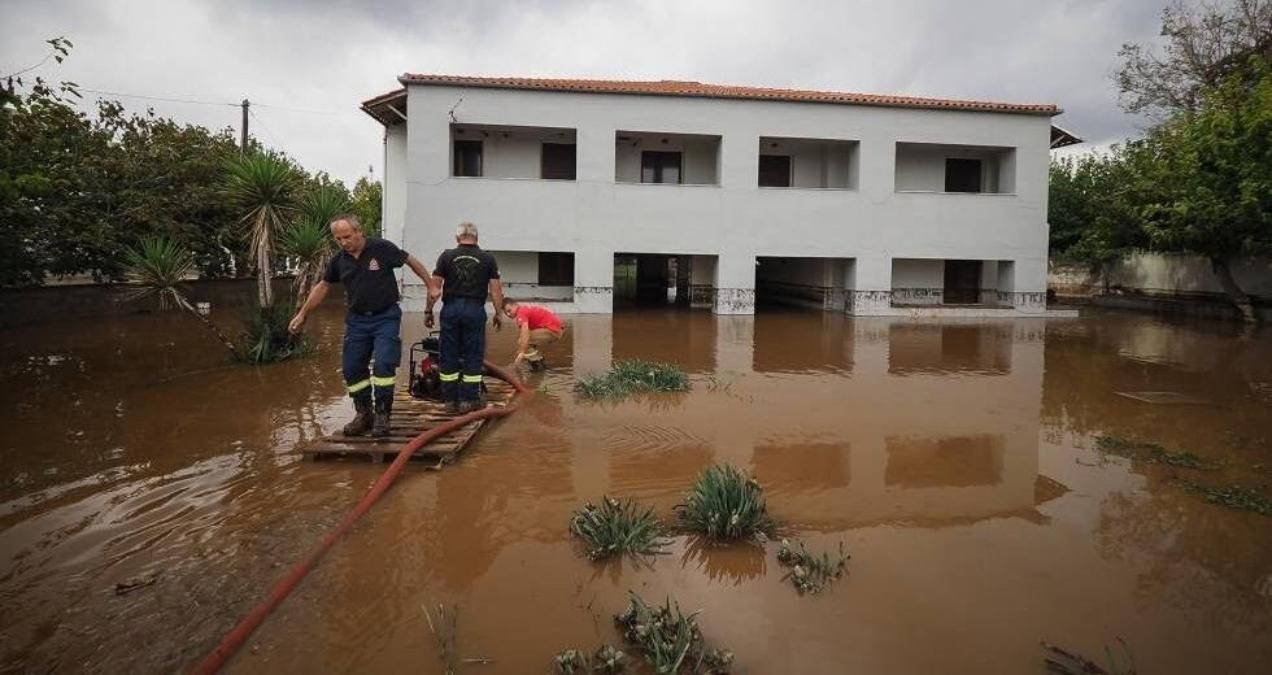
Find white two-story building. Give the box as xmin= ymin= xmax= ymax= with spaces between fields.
xmin=361 ymin=75 xmax=1080 ymax=316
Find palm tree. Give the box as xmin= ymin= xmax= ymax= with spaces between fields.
xmin=224 ymin=152 xmax=300 ymax=307
xmin=123 ymin=237 xmax=238 ymax=354
xmin=280 ymin=185 xmax=348 ymax=305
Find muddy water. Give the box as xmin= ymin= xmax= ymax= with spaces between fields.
xmin=1 ymin=306 xmax=1270 ymax=674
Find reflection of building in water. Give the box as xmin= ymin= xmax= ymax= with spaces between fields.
xmin=751 ymin=314 xmax=854 ymax=374
xmin=887 ymin=322 xmax=1012 ymax=375
xmin=610 ymin=311 xmax=718 ymax=373
xmin=565 ymin=315 xmax=1050 ymax=528
xmin=884 ymin=435 xmax=1004 ymax=487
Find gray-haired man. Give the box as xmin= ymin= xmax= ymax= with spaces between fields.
xmin=425 ymin=222 xmax=504 ymax=413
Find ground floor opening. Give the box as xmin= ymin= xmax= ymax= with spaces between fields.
xmin=890 ymin=258 xmax=1009 ymax=308
xmin=754 ymin=256 xmax=852 ymax=312
xmin=613 ymin=253 xmax=716 ymax=311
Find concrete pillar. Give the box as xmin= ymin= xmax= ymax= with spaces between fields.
xmin=713 ymin=252 xmax=756 ymax=315
xmin=1000 ymin=259 xmax=1047 ymax=314
xmin=847 ymin=256 xmax=892 ymax=315
xmin=690 ymin=255 xmax=716 ymax=309
xmin=573 ymin=248 xmax=614 ymax=313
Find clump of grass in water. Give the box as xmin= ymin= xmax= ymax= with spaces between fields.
xmin=776 ymin=538 xmax=850 ymax=594
xmin=1177 ymin=481 xmax=1272 ymax=515
xmin=576 ymin=360 xmax=690 ymax=400
xmin=676 ymin=464 xmax=774 ymax=541
xmin=554 ymin=645 xmax=626 ymax=674
xmin=569 ymin=497 xmax=668 ymax=561
xmin=615 ymin=592 xmax=733 ymax=674
xmin=1042 ymin=639 xmax=1136 ymax=674
xmin=1095 ymin=435 xmax=1213 ymax=470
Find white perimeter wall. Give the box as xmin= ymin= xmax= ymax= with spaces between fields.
xmin=395 ymin=85 xmax=1053 ymax=310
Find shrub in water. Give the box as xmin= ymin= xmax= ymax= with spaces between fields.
xmin=776 ymin=538 xmax=850 ymax=594
xmin=615 ymin=592 xmax=733 ymax=674
xmin=576 ymin=360 xmax=690 ymax=400
xmin=238 ymin=302 xmax=310 ymax=364
xmin=569 ymin=497 xmax=668 ymax=561
xmin=554 ymin=645 xmax=627 ymax=674
xmin=676 ymin=464 xmax=774 ymax=541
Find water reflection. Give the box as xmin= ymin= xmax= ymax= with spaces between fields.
xmin=564 ymin=313 xmax=1048 ymax=529
xmin=887 ymin=323 xmax=1012 ymax=375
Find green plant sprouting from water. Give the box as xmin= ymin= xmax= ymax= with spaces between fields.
xmin=676 ymin=464 xmax=774 ymax=541
xmin=576 ymin=360 xmax=690 ymax=400
xmin=1042 ymin=639 xmax=1137 ymax=674
xmin=553 ymin=644 xmax=627 ymax=674
xmin=1177 ymin=481 xmax=1272 ymax=516
xmin=237 ymin=301 xmax=312 ymax=364
xmin=615 ymin=592 xmax=733 ymax=674
xmin=776 ymin=538 xmax=850 ymax=594
xmin=1095 ymin=436 xmax=1213 ymax=469
xmin=569 ymin=497 xmax=669 ymax=561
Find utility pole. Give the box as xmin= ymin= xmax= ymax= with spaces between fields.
xmin=240 ymin=99 xmax=249 ymax=153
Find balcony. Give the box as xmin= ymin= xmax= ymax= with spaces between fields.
xmin=450 ymin=123 xmax=577 ymax=180
xmin=615 ymin=131 xmax=720 ymax=186
xmin=757 ymin=136 xmax=858 ymax=189
xmin=894 ymin=142 xmax=1016 ymax=195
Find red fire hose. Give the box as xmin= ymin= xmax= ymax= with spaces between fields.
xmin=192 ymin=360 xmax=530 ymax=674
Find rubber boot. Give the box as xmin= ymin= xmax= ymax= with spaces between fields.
xmin=342 ymin=398 xmax=373 ymax=437
xmin=371 ymin=398 xmax=392 ymax=438
xmin=371 ymin=399 xmax=389 ymax=442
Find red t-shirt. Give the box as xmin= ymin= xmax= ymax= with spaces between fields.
xmin=516 ymin=304 xmax=563 ymax=332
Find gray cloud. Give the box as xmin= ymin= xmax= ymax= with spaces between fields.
xmin=1 ymin=0 xmax=1169 ymax=183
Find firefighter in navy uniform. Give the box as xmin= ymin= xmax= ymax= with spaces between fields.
xmin=288 ymin=214 xmax=437 ymax=437
xmin=425 ymin=222 xmax=504 ymax=414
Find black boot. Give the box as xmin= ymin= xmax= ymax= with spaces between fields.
xmin=371 ymin=398 xmax=392 ymax=438
xmin=342 ymin=398 xmax=373 ymax=436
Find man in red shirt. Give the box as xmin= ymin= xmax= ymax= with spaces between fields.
xmin=502 ymin=298 xmax=564 ymax=371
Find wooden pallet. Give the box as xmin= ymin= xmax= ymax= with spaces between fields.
xmin=301 ymin=377 xmax=518 ymax=466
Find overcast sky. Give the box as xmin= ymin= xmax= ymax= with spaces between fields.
xmin=2 ymin=0 xmax=1168 ymax=184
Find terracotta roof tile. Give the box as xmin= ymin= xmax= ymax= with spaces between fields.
xmin=374 ymin=74 xmax=1059 ymax=115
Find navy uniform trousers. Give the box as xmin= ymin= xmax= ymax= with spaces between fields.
xmin=438 ymin=297 xmax=486 ymax=402
xmin=342 ymin=304 xmax=402 ymax=411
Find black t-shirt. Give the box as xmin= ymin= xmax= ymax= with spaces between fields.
xmin=322 ymin=237 xmax=410 ymax=314
xmin=434 ymin=244 xmax=500 ymax=301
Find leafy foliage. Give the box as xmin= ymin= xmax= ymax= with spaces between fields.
xmin=569 ymin=497 xmax=668 ymax=561
xmin=615 ymin=592 xmax=733 ymax=674
xmin=676 ymin=465 xmax=774 ymax=541
xmin=1178 ymin=481 xmax=1272 ymax=515
xmin=2 ymin=37 xmax=379 ymax=289
xmin=350 ymin=175 xmax=383 ymax=237
xmin=237 ymin=301 xmax=309 ymax=364
xmin=1050 ymin=56 xmax=1272 ymax=319
xmin=121 ymin=237 xmax=237 ymax=354
xmin=1095 ymin=435 xmax=1215 ymax=470
xmin=224 ymin=151 xmax=301 ymax=307
xmin=576 ymin=360 xmax=690 ymax=400
xmin=554 ymin=645 xmax=627 ymax=674
xmin=775 ymin=538 xmax=850 ymax=594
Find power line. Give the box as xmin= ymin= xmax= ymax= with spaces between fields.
xmin=79 ymin=87 xmax=239 ymax=107
xmin=248 ymin=106 xmax=286 ymax=149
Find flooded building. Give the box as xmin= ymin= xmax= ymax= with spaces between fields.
xmin=362 ymin=76 xmax=1080 ymax=316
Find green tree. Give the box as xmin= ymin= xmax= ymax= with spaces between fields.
xmin=281 ymin=184 xmax=347 ymax=305
xmin=350 ymin=176 xmax=383 ymax=237
xmin=122 ymin=236 xmax=238 ymax=354
xmin=1136 ymin=59 xmax=1272 ymax=321
xmin=223 ymin=152 xmax=301 ymax=307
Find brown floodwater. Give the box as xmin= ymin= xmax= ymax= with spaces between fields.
xmin=2 ymin=305 xmax=1270 ymax=674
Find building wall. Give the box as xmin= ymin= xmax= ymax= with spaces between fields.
xmin=385 ymin=124 xmax=408 ymax=245
xmin=487 ymin=250 xmax=573 ymax=301
xmin=1051 ymin=253 xmax=1272 ymax=299
xmin=397 ymin=85 xmax=1053 ymax=315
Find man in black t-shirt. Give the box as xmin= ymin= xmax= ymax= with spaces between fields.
xmin=425 ymin=221 xmax=504 ymax=414
xmin=289 ymin=214 xmax=437 ymax=437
